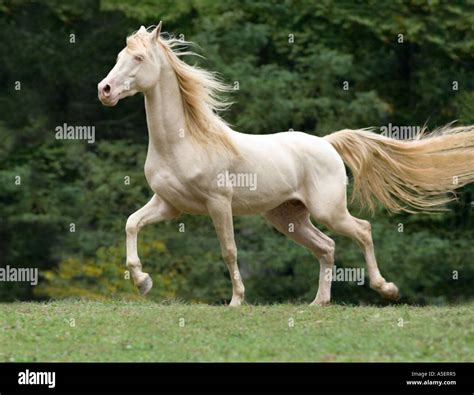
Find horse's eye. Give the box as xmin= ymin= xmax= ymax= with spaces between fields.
xmin=134 ymin=55 xmax=143 ymax=62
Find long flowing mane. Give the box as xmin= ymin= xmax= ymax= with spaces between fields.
xmin=127 ymin=30 xmax=238 ymax=155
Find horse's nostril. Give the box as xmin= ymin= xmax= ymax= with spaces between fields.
xmin=103 ymin=84 xmax=111 ymax=94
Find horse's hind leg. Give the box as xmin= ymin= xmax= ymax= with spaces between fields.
xmin=312 ymin=205 xmax=400 ymax=301
xmin=264 ymin=200 xmax=335 ymax=306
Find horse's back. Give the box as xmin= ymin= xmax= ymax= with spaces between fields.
xmin=225 ymin=130 xmax=347 ymax=214
xmin=232 ymin=130 xmax=345 ymax=176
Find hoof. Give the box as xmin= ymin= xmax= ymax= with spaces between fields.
xmin=381 ymin=282 xmax=400 ymax=301
xmin=229 ymin=297 xmax=243 ymax=307
xmin=137 ymin=274 xmax=153 ymax=296
xmin=310 ymin=299 xmax=330 ymax=307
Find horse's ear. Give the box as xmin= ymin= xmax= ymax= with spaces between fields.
xmin=153 ymin=21 xmax=162 ymax=40
xmin=138 ymin=25 xmax=147 ymax=33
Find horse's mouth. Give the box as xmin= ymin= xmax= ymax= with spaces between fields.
xmin=99 ymin=97 xmax=119 ymax=107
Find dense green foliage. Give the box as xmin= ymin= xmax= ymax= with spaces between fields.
xmin=0 ymin=0 xmax=473 ymax=304
xmin=1 ymin=300 xmax=473 ymax=361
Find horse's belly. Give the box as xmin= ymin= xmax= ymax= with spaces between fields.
xmin=229 ymin=180 xmax=301 ymax=215
xmin=230 ymin=196 xmax=295 ymax=215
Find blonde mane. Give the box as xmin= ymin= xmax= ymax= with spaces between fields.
xmin=127 ymin=30 xmax=238 ymax=156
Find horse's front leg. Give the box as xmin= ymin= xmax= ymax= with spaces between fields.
xmin=207 ymin=197 xmax=245 ymax=307
xmin=126 ymin=194 xmax=180 ymax=295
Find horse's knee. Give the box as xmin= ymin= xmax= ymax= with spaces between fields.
xmin=125 ymin=215 xmax=140 ymax=235
xmin=221 ymin=245 xmax=237 ymax=262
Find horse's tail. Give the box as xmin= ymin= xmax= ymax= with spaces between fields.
xmin=324 ymin=125 xmax=474 ymax=213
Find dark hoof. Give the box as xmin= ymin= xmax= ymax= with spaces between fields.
xmin=138 ymin=274 xmax=153 ymax=296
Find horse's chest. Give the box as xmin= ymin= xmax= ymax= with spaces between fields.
xmin=147 ymin=169 xmax=182 ymax=198
xmin=145 ymin=167 xmax=208 ymax=214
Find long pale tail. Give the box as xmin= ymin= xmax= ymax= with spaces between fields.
xmin=325 ymin=125 xmax=474 ymax=213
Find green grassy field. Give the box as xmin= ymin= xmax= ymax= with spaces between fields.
xmin=0 ymin=300 xmax=472 ymax=362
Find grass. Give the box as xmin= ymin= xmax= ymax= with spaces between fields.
xmin=0 ymin=300 xmax=473 ymax=362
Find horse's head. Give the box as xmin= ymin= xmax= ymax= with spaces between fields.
xmin=98 ymin=22 xmax=163 ymax=106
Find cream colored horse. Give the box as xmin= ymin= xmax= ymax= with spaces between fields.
xmin=98 ymin=23 xmax=474 ymax=306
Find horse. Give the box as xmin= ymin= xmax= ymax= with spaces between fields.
xmin=98 ymin=22 xmax=474 ymax=306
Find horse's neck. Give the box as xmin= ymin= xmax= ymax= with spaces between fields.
xmin=144 ymin=68 xmax=187 ymax=161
